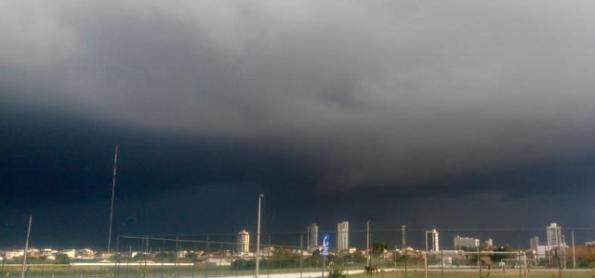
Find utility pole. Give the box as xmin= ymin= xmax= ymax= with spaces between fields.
xmin=299 ymin=235 xmax=304 ymax=278
xmin=402 ymin=224 xmax=407 ymax=278
xmin=107 ymin=144 xmax=119 ymax=253
xmin=366 ymin=220 xmax=371 ymax=268
xmin=425 ymin=231 xmax=428 ymax=252
xmin=21 ymin=216 xmax=32 ymax=278
xmin=306 ymin=227 xmax=310 ymax=251
xmin=255 ymin=193 xmax=264 ymax=278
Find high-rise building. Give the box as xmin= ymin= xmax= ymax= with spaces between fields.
xmin=307 ymin=223 xmax=319 ymax=250
xmin=401 ymin=225 xmax=407 ymax=249
xmin=484 ymin=238 xmax=493 ymax=248
xmin=546 ymin=223 xmax=567 ymax=268
xmin=337 ymin=221 xmax=349 ymax=252
xmin=453 ymin=235 xmax=479 ymax=250
xmin=425 ymin=229 xmax=439 ymax=252
xmin=237 ymin=230 xmax=250 ymax=254
xmin=546 ymin=223 xmax=565 ymax=247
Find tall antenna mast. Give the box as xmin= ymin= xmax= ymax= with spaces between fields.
xmin=107 ymin=144 xmax=119 ymax=253
xmin=21 ymin=216 xmax=32 ymax=278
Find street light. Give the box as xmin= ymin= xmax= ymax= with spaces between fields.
xmin=255 ymin=193 xmax=264 ymax=278
xmin=366 ymin=220 xmax=371 ymax=268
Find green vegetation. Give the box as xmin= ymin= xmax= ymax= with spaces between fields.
xmin=372 ymin=242 xmax=388 ymax=255
xmin=490 ymin=246 xmax=514 ymax=264
xmin=350 ymin=270 xmax=594 ymax=278
xmin=232 ymin=248 xmax=324 ymax=269
xmin=55 ymin=254 xmax=70 ymax=264
xmin=231 ymin=249 xmax=369 ymax=270
xmin=154 ymin=251 xmax=177 ymax=262
xmin=0 ymin=263 xmax=593 ymax=278
xmin=328 ymin=264 xmax=347 ymax=278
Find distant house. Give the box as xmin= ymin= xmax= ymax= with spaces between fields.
xmin=3 ymin=250 xmax=24 ymax=260
xmin=206 ymin=257 xmax=232 ymax=266
xmin=76 ymin=248 xmax=96 ymax=259
xmin=59 ymin=249 xmax=76 ymax=259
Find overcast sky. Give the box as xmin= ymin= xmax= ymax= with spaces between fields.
xmin=2 ymin=0 xmax=595 ymax=248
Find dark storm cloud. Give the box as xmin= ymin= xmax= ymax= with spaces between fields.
xmin=3 ymin=0 xmax=595 ymax=192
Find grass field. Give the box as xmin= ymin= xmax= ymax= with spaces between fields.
xmin=0 ymin=264 xmax=593 ymax=278
xmin=350 ymin=270 xmax=595 ymax=278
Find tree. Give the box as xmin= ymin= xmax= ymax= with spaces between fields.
xmin=304 ymin=250 xmax=323 ymax=268
xmin=55 ymin=254 xmax=70 ymax=264
xmin=264 ymin=249 xmax=301 ymax=268
xmin=186 ymin=252 xmax=198 ymax=261
xmin=372 ymin=242 xmax=388 ymax=255
xmin=328 ymin=264 xmax=346 ymax=278
xmin=155 ymin=251 xmax=175 ymax=262
xmin=231 ymin=259 xmax=255 ymax=270
xmin=133 ymin=253 xmax=150 ymax=261
xmin=490 ymin=246 xmax=513 ymax=264
xmin=342 ymin=252 xmax=366 ymax=264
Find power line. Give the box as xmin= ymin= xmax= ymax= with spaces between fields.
xmin=118 ymin=235 xmax=302 ymax=249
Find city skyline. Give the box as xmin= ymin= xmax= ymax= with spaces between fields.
xmin=3 ymin=221 xmax=592 ymax=252
xmin=2 ymin=0 xmax=595 ymax=249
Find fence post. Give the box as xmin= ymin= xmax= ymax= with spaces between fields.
xmin=175 ymin=235 xmax=179 ymax=278
xmin=205 ymin=235 xmax=210 ymax=278
xmin=322 ymin=254 xmax=326 ymax=278
xmin=300 ymin=235 xmax=304 ymax=278
xmin=518 ymin=251 xmax=522 ymax=278
xmin=523 ymin=252 xmax=528 ymax=278
xmin=403 ymin=250 xmax=407 ymax=278
xmin=477 ymin=247 xmax=481 ymax=278
xmin=424 ymin=252 xmax=428 ymax=278
xmin=441 ymin=250 xmax=444 ymax=278
xmin=124 ymin=245 xmax=130 ymax=278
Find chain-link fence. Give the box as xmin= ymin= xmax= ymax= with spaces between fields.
xmin=2 ymin=227 xmax=594 ymax=277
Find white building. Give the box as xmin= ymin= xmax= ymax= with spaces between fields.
xmin=76 ymin=248 xmax=96 ymax=259
xmin=425 ymin=229 xmax=439 ymax=252
xmin=546 ymin=223 xmax=567 ymax=268
xmin=3 ymin=250 xmax=24 ymax=260
xmin=207 ymin=257 xmax=232 ymax=266
xmin=546 ymin=223 xmax=565 ymax=247
xmin=237 ymin=230 xmax=250 ymax=254
xmin=40 ymin=249 xmax=57 ymax=260
xmin=484 ymin=238 xmax=493 ymax=248
xmin=59 ymin=249 xmax=76 ymax=259
xmin=536 ymin=245 xmax=549 ymax=260
xmin=453 ymin=235 xmax=479 ymax=250
xmin=337 ymin=221 xmax=349 ymax=252
xmin=307 ymin=223 xmax=319 ymax=250
xmin=176 ymin=250 xmax=188 ymax=259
